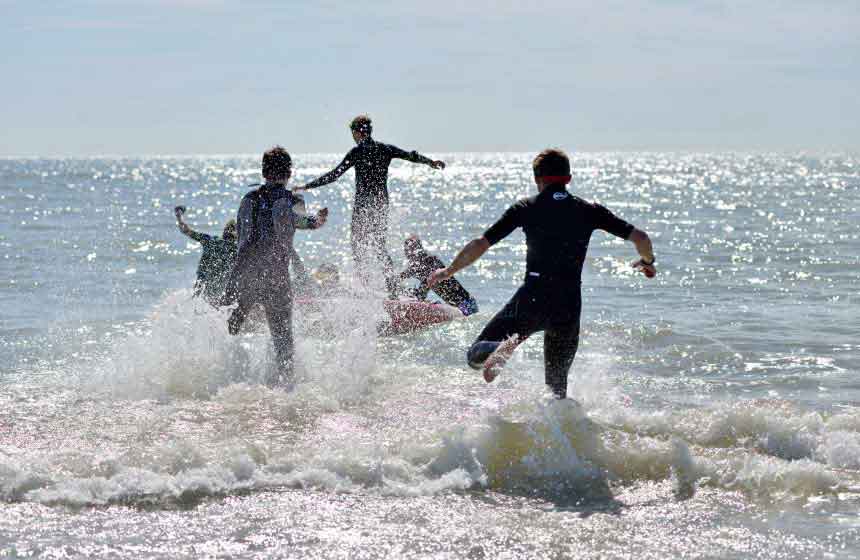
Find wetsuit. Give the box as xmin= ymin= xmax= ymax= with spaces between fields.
xmin=227 ymin=184 xmax=322 ymax=385
xmin=400 ymin=250 xmax=479 ymax=316
xmin=303 ymin=137 xmax=436 ymax=292
xmin=467 ymin=183 xmax=634 ymax=398
xmin=182 ymin=231 xmax=237 ymax=306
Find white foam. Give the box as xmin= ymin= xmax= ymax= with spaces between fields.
xmin=7 ymin=290 xmax=858 ymax=508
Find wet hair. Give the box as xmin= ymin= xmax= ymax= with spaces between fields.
xmin=404 ymin=235 xmax=423 ymax=259
xmin=350 ymin=114 xmax=373 ymax=135
xmin=222 ymin=218 xmax=237 ymax=240
xmin=262 ymin=145 xmax=292 ymax=181
xmin=532 ymin=148 xmax=570 ymax=178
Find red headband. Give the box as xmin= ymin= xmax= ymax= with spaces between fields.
xmin=538 ymin=175 xmax=571 ymax=184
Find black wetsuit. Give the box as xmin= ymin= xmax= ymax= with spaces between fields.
xmin=400 ymin=251 xmax=478 ymax=316
xmin=304 ymin=137 xmax=435 ymax=291
xmin=183 ymin=231 xmax=237 ymax=305
xmin=227 ymin=184 xmax=321 ymax=385
xmin=468 ymin=183 xmax=634 ymax=398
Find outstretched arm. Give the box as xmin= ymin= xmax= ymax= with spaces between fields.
xmin=174 ymin=206 xmax=208 ymax=243
xmin=428 ymin=237 xmax=490 ymax=287
xmin=388 ymin=144 xmax=445 ymax=170
xmin=298 ymin=152 xmax=356 ymax=191
xmin=628 ymin=228 xmax=657 ymax=277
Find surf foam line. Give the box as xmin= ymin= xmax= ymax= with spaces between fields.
xmin=5 ymin=392 xmax=857 ymax=508
xmin=6 ymin=291 xmax=856 ymax=508
xmin=584 ymin=397 xmax=860 ymax=499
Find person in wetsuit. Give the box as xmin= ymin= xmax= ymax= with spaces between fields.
xmin=400 ymin=235 xmax=479 ymax=316
xmin=429 ymin=148 xmax=657 ymax=399
xmin=174 ymin=206 xmax=237 ymax=307
xmin=295 ymin=114 xmax=446 ymax=296
xmin=223 ymin=146 xmax=328 ymax=387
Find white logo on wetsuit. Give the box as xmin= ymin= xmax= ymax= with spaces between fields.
xmin=553 ymin=192 xmax=568 ymax=200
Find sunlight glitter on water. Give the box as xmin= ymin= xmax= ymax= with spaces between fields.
xmin=1 ymin=153 xmax=859 ymax=558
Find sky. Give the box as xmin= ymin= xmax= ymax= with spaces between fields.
xmin=1 ymin=0 xmax=858 ymax=156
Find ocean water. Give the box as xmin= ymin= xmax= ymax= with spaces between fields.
xmin=1 ymin=152 xmax=859 ymax=559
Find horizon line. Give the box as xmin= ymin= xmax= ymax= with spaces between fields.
xmin=2 ymin=148 xmax=858 ymax=160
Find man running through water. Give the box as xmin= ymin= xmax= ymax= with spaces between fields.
xmin=295 ymin=115 xmax=445 ymax=297
xmin=429 ymin=148 xmax=656 ymax=398
xmin=224 ymin=146 xmax=328 ymax=386
xmin=174 ymin=206 xmax=237 ymax=307
xmin=400 ymin=235 xmax=479 ymax=316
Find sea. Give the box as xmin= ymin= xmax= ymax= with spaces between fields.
xmin=1 ymin=152 xmax=859 ymax=559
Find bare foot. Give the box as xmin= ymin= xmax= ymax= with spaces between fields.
xmin=481 ymin=335 xmax=524 ymax=383
xmin=483 ymin=355 xmax=505 ymax=383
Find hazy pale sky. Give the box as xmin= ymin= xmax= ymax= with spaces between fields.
xmin=1 ymin=0 xmax=858 ymax=155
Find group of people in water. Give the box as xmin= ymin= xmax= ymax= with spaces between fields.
xmin=175 ymin=114 xmax=657 ymax=397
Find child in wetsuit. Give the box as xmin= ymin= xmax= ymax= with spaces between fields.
xmin=175 ymin=206 xmax=237 ymax=307
xmin=399 ymin=235 xmax=478 ymax=316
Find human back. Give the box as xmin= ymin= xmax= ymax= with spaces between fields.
xmin=237 ymin=185 xmax=299 ymax=266
xmin=484 ymin=148 xmax=633 ymax=285
xmin=513 ymin=189 xmax=632 ymax=283
xmin=426 ymin=147 xmax=655 ymax=398
xmin=348 ymin=138 xmax=397 ymax=205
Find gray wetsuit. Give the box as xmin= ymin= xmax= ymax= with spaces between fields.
xmin=227 ymin=184 xmax=321 ymax=385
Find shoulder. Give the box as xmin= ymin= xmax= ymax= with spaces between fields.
xmin=557 ymin=194 xmax=599 ymax=211
xmin=578 ymin=197 xmax=613 ymax=214
xmin=377 ymin=141 xmax=399 ymax=153
xmin=510 ymin=195 xmax=537 ymax=212
xmin=241 ymin=189 xmax=260 ymax=204
xmin=579 ymin=197 xmax=628 ymax=227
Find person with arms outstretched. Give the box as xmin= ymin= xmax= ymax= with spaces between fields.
xmin=224 ymin=146 xmax=328 ymax=387
xmin=295 ymin=114 xmax=445 ymax=297
xmin=429 ymin=148 xmax=656 ymax=399
xmin=174 ymin=206 xmax=237 ymax=307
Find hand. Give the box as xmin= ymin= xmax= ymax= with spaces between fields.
xmin=430 ymin=160 xmax=446 ymax=170
xmin=632 ymin=258 xmax=657 ymax=278
xmin=316 ymin=207 xmax=329 ymax=227
xmin=174 ymin=205 xmax=186 ymax=218
xmin=428 ymin=268 xmax=450 ymax=288
xmin=292 ymin=186 xmax=307 ymax=193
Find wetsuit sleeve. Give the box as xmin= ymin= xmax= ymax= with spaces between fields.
xmin=236 ymin=196 xmax=256 ymax=254
xmin=182 ymin=229 xmax=211 ymax=244
xmin=281 ymin=193 xmax=320 ymax=230
xmin=483 ymin=203 xmax=524 ymax=246
xmin=290 ymin=249 xmax=311 ymax=287
xmin=303 ymin=150 xmax=356 ymax=190
xmin=591 ymin=203 xmax=635 ymax=239
xmin=386 ymin=144 xmax=434 ymax=165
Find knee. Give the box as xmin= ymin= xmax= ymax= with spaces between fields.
xmin=466 ymin=341 xmax=499 ymax=370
